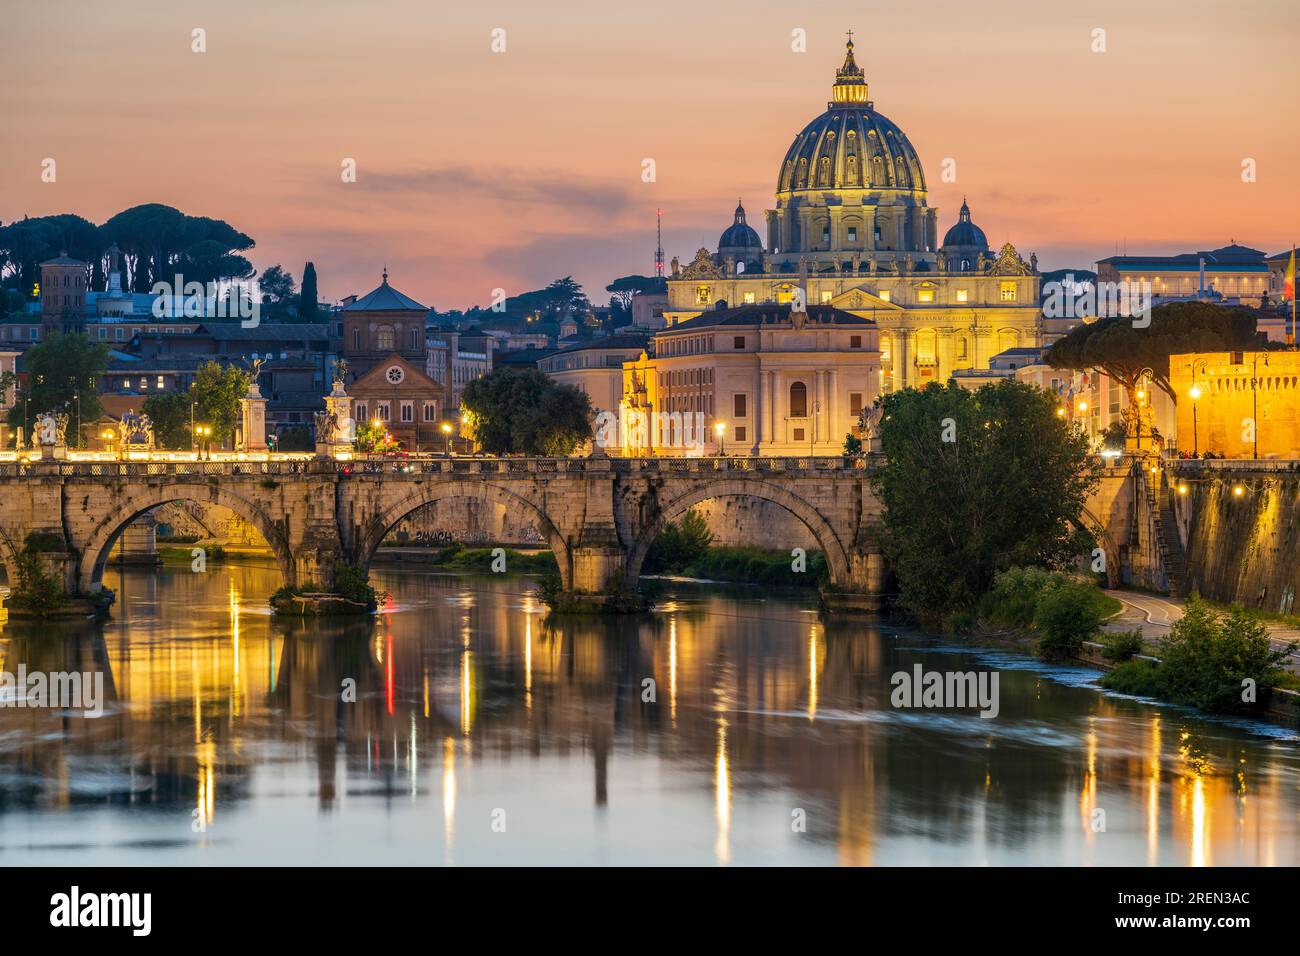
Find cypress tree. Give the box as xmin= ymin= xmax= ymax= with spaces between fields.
xmin=298 ymin=261 xmax=319 ymax=322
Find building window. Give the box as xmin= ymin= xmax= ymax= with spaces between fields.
xmin=850 ymin=335 xmax=862 ymax=349
xmin=878 ymin=290 xmax=891 ymax=303
xmin=733 ymin=335 xmax=745 ymax=349
xmin=847 ymin=227 xmax=858 ymax=242
xmin=793 ymin=428 xmax=805 ymax=442
xmin=820 ymin=290 xmax=834 ymax=304
xmin=956 ymin=289 xmax=968 ymax=303
xmin=352 ymin=329 xmax=361 ymax=350
xmin=916 ymin=288 xmax=934 ymax=303
xmin=695 ymin=285 xmax=712 ymax=305
xmin=850 ymin=392 xmax=863 ymax=416
xmin=734 ymin=426 xmax=747 ymax=442
xmin=377 ymin=402 xmax=390 ymax=421
xmin=97 ymin=328 xmax=107 ymax=340
xmin=400 ymin=401 xmax=413 ymax=422
xmin=789 ymin=381 xmax=808 ymax=417
xmin=355 ymin=404 xmax=368 ymax=422
xmin=157 ymin=375 xmax=165 ymax=388
xmin=423 ymin=402 xmax=436 ymax=422
xmin=733 ymin=393 xmax=747 ymax=418
xmin=742 ymin=291 xmax=756 ymax=304
xmin=377 ymin=326 xmax=395 ymax=350
xmin=1000 ymin=281 xmax=1017 ymax=302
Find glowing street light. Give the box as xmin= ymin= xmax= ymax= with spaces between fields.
xmin=1189 ymin=383 xmax=1202 ymax=457
xmin=714 ymin=420 xmax=727 ymax=455
xmin=1233 ymin=484 xmax=1245 ymax=498
xmin=441 ymin=421 xmax=453 ymax=455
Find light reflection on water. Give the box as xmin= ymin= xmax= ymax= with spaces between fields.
xmin=0 ymin=560 xmax=1297 ymax=866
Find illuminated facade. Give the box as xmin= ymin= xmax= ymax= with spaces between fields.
xmin=1170 ymin=350 xmax=1300 ymax=458
xmin=665 ymin=37 xmax=1042 ymax=391
xmin=618 ymin=304 xmax=880 ymax=456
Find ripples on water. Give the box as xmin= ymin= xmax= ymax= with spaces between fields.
xmin=0 ymin=561 xmax=1297 ymax=866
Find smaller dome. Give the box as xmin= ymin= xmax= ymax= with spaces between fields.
xmin=719 ymin=200 xmax=763 ymax=251
xmin=942 ymin=198 xmax=988 ymax=249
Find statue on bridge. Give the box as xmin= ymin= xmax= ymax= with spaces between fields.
xmin=120 ymin=409 xmax=155 ymax=449
xmin=855 ymin=400 xmax=884 ymax=455
xmin=313 ymin=408 xmax=341 ymax=444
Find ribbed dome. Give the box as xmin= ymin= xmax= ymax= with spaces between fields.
xmin=941 ymin=198 xmax=988 ymax=249
xmin=776 ymin=39 xmax=926 ymax=197
xmin=718 ymin=201 xmax=762 ymax=250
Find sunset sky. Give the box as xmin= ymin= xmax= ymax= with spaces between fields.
xmin=3 ymin=0 xmax=1298 ymax=310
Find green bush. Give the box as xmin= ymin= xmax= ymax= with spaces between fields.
xmin=7 ymin=547 xmax=68 ymax=616
xmin=681 ymin=546 xmax=827 ymax=588
xmin=644 ymin=509 xmax=713 ymax=573
xmin=1156 ymin=598 xmax=1293 ymax=713
xmin=978 ymin=567 xmax=1065 ymax=629
xmin=1033 ymin=581 xmax=1107 ymax=660
xmin=334 ymin=562 xmax=381 ymax=609
xmin=1101 ymin=628 xmax=1145 ymax=661
xmin=1101 ymin=658 xmax=1164 ymax=697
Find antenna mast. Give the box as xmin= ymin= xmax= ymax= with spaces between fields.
xmin=655 ymin=208 xmax=665 ymax=278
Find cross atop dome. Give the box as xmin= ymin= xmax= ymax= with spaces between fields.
xmin=832 ymin=29 xmax=868 ymax=106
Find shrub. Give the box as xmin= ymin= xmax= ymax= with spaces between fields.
xmin=1101 ymin=658 xmax=1164 ymax=697
xmin=978 ymin=567 xmax=1065 ymax=630
xmin=1155 ymin=598 xmax=1294 ymax=713
xmin=334 ymin=562 xmax=381 ymax=609
xmin=1033 ymin=581 xmax=1106 ymax=660
xmin=7 ymin=548 xmax=67 ymax=616
xmin=644 ymin=509 xmax=713 ymax=573
xmin=1101 ymin=628 xmax=1145 ymax=661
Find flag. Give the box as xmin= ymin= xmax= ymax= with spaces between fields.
xmin=1285 ymin=248 xmax=1296 ymax=301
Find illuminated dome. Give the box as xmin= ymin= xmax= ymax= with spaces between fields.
xmin=766 ymin=35 xmax=936 ymax=264
xmin=942 ymin=198 xmax=988 ymax=249
xmin=719 ymin=201 xmax=762 ymax=250
xmin=775 ymin=37 xmax=927 ymax=199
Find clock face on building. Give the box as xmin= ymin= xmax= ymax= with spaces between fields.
xmin=385 ymin=365 xmax=405 ymax=385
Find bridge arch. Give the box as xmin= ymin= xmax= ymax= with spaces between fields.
xmin=625 ymin=477 xmax=852 ymax=587
xmin=358 ymin=480 xmax=572 ymax=590
xmin=77 ymin=483 xmax=294 ymax=594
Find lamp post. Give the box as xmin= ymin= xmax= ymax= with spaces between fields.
xmin=101 ymin=427 xmax=116 ymax=460
xmin=190 ymin=401 xmax=197 ymax=452
xmin=1250 ymin=351 xmax=1268 ymax=460
xmin=714 ymin=420 xmax=727 ymax=456
xmin=1188 ymin=383 xmax=1201 ymax=457
xmin=196 ymin=424 xmax=212 ymax=460
xmin=441 ymin=421 xmax=452 ymax=455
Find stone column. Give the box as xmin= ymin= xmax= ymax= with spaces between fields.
xmin=240 ymin=380 xmax=269 ymax=453
xmin=571 ymin=459 xmax=625 ymax=594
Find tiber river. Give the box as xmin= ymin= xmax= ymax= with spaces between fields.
xmin=0 ymin=560 xmax=1297 ymax=866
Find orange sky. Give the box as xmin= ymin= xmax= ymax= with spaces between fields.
xmin=3 ymin=0 xmax=1298 ymax=310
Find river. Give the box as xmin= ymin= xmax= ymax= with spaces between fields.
xmin=0 ymin=560 xmax=1297 ymax=865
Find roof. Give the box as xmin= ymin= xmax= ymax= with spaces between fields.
xmin=342 ymin=275 xmax=427 ymax=312
xmin=1099 ymin=244 xmax=1269 ymax=272
xmin=551 ymin=333 xmax=650 ymax=355
xmin=197 ymin=323 xmax=332 ymax=342
xmin=666 ymin=304 xmax=875 ymax=331
xmin=39 ymin=252 xmax=86 ymax=267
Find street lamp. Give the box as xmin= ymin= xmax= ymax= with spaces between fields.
xmin=441 ymin=421 xmax=452 ymax=455
xmin=714 ymin=420 xmax=727 ymax=456
xmin=1188 ymin=383 xmax=1201 ymax=457
xmin=196 ymin=424 xmax=212 ymax=460
xmin=101 ymin=427 xmax=116 ymax=460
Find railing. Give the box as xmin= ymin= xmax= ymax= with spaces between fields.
xmin=0 ymin=455 xmax=866 ymax=480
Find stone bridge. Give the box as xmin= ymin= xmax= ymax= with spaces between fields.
xmin=0 ymin=456 xmax=897 ymax=606
xmin=0 ymin=455 xmax=1147 ymax=611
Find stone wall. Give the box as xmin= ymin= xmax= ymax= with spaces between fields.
xmin=689 ymin=497 xmax=817 ymax=551
xmin=1176 ymin=470 xmax=1300 ymax=612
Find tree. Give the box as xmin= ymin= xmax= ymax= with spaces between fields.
xmin=298 ymin=261 xmax=319 ymax=322
xmin=460 ymin=367 xmax=592 ymax=456
xmin=189 ymin=361 xmax=251 ymax=446
xmin=142 ymin=391 xmax=193 ymax=449
xmin=258 ymin=264 xmax=295 ymax=306
xmin=870 ymin=379 xmax=1100 ymax=622
xmin=605 ymin=274 xmax=665 ymax=312
xmin=1046 ymin=301 xmax=1258 ymax=416
xmin=645 ymin=508 xmax=713 ymax=572
xmin=5 ymin=332 xmax=109 ymax=446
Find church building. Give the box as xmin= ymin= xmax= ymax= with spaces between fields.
xmin=664 ymin=35 xmax=1042 ymax=392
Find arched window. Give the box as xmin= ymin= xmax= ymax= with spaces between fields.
xmin=789 ymin=381 xmax=808 ymax=417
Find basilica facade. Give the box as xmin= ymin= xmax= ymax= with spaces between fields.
xmin=665 ymin=36 xmax=1042 ymax=392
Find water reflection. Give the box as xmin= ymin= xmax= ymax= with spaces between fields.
xmin=0 ymin=561 xmax=1297 ymax=866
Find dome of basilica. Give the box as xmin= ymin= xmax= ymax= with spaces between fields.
xmin=775 ymin=37 xmax=926 ymax=199
xmin=942 ymin=199 xmax=988 ymax=250
xmin=718 ymin=201 xmax=763 ymax=251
